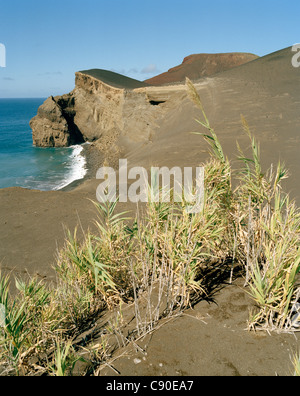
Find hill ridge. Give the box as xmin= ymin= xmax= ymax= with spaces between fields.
xmin=145 ymin=52 xmax=259 ymax=86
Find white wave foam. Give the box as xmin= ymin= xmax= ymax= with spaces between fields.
xmin=53 ymin=144 xmax=87 ymax=190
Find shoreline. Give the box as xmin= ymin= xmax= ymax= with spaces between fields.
xmin=60 ymin=143 xmax=104 ymax=192
xmin=0 ymin=142 xmax=104 ymax=195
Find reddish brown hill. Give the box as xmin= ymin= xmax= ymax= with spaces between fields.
xmin=145 ymin=52 xmax=259 ymax=85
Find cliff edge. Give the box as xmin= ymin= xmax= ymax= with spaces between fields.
xmin=29 ymin=70 xmax=180 ymax=160
xmin=30 ymin=53 xmax=258 ymax=154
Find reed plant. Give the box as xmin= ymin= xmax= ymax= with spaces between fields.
xmin=186 ymin=77 xmax=300 ymax=331
xmin=50 ymin=337 xmax=82 ymax=377
xmin=0 ymin=274 xmax=30 ymax=372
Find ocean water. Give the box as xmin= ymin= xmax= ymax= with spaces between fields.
xmin=0 ymin=98 xmax=87 ymax=191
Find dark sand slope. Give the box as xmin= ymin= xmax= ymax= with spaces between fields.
xmin=100 ymin=279 xmax=298 ymax=376
xmin=129 ymin=46 xmax=300 ymax=203
xmin=0 ymin=46 xmax=299 ymax=375
xmin=0 ymin=188 xmax=96 ymax=283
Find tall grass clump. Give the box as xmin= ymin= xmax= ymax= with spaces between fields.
xmin=49 ymin=338 xmax=82 ymax=377
xmin=186 ymin=77 xmax=300 ymax=332
xmin=0 ymin=274 xmax=31 ymax=372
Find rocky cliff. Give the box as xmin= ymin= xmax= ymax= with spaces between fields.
xmin=30 ymin=70 xmax=183 ymax=163
xmin=30 ymin=53 xmax=258 ymax=154
xmin=29 ymin=48 xmax=300 ymax=203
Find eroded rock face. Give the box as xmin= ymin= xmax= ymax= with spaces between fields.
xmin=72 ymin=72 xmax=125 ymax=143
xmin=30 ymin=53 xmax=258 ymax=150
xmin=30 ymin=94 xmax=84 ymax=147
xmin=30 ymin=71 xmax=171 ymax=153
xmin=30 ymin=96 xmax=70 ymax=147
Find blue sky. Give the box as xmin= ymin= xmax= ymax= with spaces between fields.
xmin=0 ymin=0 xmax=299 ymax=98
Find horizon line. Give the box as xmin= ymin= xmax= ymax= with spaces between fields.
xmin=0 ymin=97 xmax=47 ymax=99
